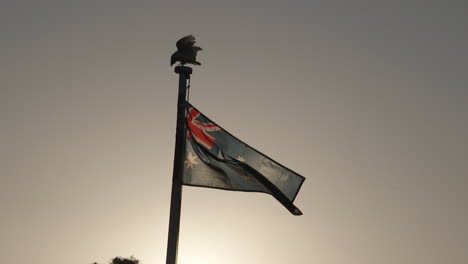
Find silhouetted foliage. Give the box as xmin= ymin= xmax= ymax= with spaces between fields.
xmin=110 ymin=256 xmax=139 ymax=264
xmin=92 ymin=256 xmax=139 ymax=264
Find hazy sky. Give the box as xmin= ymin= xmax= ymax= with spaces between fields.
xmin=1 ymin=1 xmax=467 ymax=264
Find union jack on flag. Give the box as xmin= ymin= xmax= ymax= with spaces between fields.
xmin=183 ymin=102 xmax=305 ymax=215
xmin=186 ymin=107 xmax=220 ymax=149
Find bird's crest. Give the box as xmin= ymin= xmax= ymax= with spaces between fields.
xmin=176 ymin=35 xmax=197 ymax=50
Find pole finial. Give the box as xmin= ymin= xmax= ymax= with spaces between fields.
xmin=175 ymin=66 xmax=193 ymax=75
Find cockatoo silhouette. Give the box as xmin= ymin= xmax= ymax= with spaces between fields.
xmin=171 ymin=35 xmax=203 ymax=66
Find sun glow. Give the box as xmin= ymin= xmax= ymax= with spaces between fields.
xmin=177 ymin=231 xmax=260 ymax=264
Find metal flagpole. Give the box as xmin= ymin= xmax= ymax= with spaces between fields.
xmin=166 ymin=66 xmax=192 ymax=264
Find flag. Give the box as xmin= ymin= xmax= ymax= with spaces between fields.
xmin=182 ymin=102 xmax=305 ymax=215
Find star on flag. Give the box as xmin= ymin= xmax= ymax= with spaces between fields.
xmin=236 ymin=155 xmax=246 ymax=162
xmin=185 ymin=152 xmax=199 ymax=168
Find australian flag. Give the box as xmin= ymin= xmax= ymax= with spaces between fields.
xmin=183 ymin=102 xmax=305 ymax=215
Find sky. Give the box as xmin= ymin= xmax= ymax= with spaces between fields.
xmin=1 ymin=1 xmax=467 ymax=264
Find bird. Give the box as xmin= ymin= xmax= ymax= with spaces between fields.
xmin=170 ymin=35 xmax=203 ymax=66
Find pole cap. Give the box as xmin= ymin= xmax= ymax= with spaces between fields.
xmin=175 ymin=66 xmax=193 ymax=75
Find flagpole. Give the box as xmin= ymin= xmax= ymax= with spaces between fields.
xmin=166 ymin=66 xmax=192 ymax=264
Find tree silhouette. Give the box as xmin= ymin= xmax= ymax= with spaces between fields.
xmin=93 ymin=256 xmax=139 ymax=264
